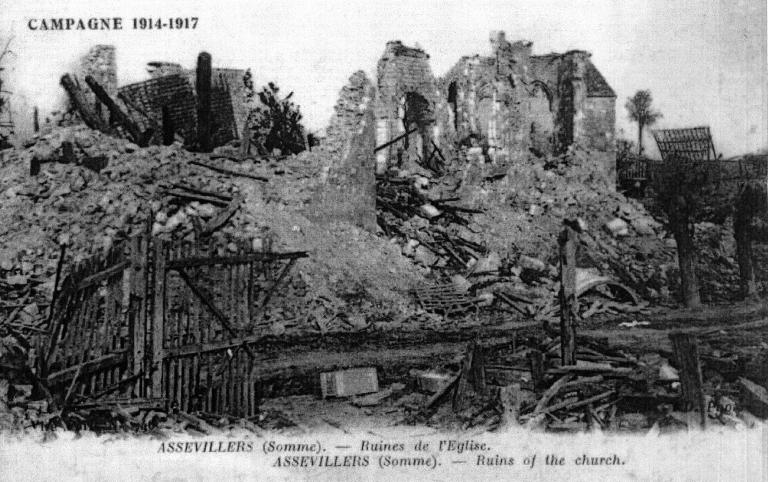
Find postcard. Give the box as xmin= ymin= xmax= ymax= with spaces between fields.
xmin=0 ymin=0 xmax=766 ymax=480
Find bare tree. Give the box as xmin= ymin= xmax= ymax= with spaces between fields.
xmin=626 ymin=90 xmax=662 ymax=155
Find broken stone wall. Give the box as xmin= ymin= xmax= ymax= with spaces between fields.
xmin=119 ymin=71 xmax=238 ymax=147
xmin=374 ymin=41 xmax=442 ymax=173
xmin=77 ymin=45 xmax=117 ymax=124
xmin=441 ymin=33 xmax=559 ymax=162
xmin=147 ymin=62 xmax=184 ymax=78
xmin=325 ymin=70 xmax=373 ymax=159
xmin=308 ymin=86 xmax=377 ymax=231
xmin=439 ymin=32 xmax=615 ymax=178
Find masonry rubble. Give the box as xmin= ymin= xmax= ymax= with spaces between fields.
xmin=1 ymin=36 xmax=767 ymax=435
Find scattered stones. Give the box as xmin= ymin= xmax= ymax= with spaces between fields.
xmin=605 ymin=218 xmax=630 ymax=237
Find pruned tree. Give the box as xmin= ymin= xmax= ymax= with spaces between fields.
xmin=243 ymin=71 xmax=306 ymax=156
xmin=649 ymin=158 xmax=722 ymax=308
xmin=626 ymin=90 xmax=662 ymax=155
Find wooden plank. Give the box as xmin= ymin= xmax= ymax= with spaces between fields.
xmin=190 ymin=160 xmax=269 ymax=182
xmin=84 ymin=75 xmax=146 ymax=145
xmin=162 ymin=189 xmax=230 ymax=207
xmin=558 ymin=224 xmax=578 ymax=365
xmin=76 ymin=260 xmax=130 ymax=291
xmin=200 ymin=195 xmax=243 ymax=235
xmin=47 ymin=351 xmax=127 ymax=386
xmin=166 ymin=251 xmax=307 ymax=270
xmin=167 ymin=183 xmax=233 ymax=201
xmin=60 ymin=73 xmax=108 ymax=132
xmin=151 ymin=240 xmax=167 ymax=398
xmin=738 ymin=377 xmax=768 ymax=418
xmin=669 ymin=332 xmax=707 ymax=428
xmin=196 ymin=52 xmax=213 ymax=152
xmin=374 ymin=127 xmax=418 ymax=152
xmin=172 ymin=268 xmax=255 ymax=359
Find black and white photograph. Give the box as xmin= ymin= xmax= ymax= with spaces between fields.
xmin=0 ymin=0 xmax=766 ymax=479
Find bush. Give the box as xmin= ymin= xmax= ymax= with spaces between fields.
xmin=243 ymin=71 xmax=306 ymax=156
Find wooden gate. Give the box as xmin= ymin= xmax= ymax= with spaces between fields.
xmin=44 ymin=231 xmax=306 ymax=416
xmin=157 ymin=238 xmax=306 ymax=416
xmin=44 ymin=239 xmax=139 ymax=405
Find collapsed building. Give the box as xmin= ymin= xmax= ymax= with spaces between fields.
xmin=327 ymin=32 xmax=616 ymax=178
xmin=323 ymin=31 xmax=617 ymax=231
xmin=74 ymin=45 xmax=246 ymax=148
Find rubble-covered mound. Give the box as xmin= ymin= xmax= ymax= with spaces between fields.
xmin=377 ymin=145 xmax=756 ymax=310
xmin=0 ymin=125 xmax=424 ymax=336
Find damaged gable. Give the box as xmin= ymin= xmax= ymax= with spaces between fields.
xmin=585 ymin=61 xmax=615 ymax=98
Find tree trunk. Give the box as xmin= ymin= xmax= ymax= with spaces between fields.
xmin=670 ymin=195 xmax=702 ymax=309
xmin=734 ymin=189 xmax=757 ymax=299
xmin=637 ymin=120 xmax=644 ymax=155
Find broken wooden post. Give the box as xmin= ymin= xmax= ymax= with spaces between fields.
xmin=30 ymin=157 xmax=40 ymax=176
xmin=527 ymin=349 xmax=545 ymax=390
xmin=33 ymin=106 xmax=39 ymax=133
xmin=60 ymin=74 xmax=108 ymax=132
xmin=151 ymin=240 xmax=167 ymax=399
xmin=162 ymin=106 xmax=175 ymax=146
xmin=669 ymin=332 xmax=706 ymax=428
xmin=737 ymin=377 xmax=768 ymax=418
xmin=84 ymin=75 xmax=146 ymax=146
xmin=128 ymin=230 xmax=149 ymax=397
xmin=195 ymin=52 xmax=213 ymax=152
xmin=239 ymin=124 xmax=251 ymax=157
xmin=85 ymin=75 xmax=146 ymax=147
xmin=61 ymin=141 xmax=75 ymax=164
xmin=452 ymin=342 xmax=484 ymax=412
xmin=558 ymin=221 xmax=579 ymax=366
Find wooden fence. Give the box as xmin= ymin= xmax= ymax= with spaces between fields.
xmin=43 ymin=231 xmax=306 ymax=415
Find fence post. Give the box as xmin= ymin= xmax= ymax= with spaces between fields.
xmin=558 ymin=222 xmax=578 ymax=366
xmin=150 ymin=239 xmax=167 ymax=399
xmin=128 ymin=232 xmax=149 ymax=396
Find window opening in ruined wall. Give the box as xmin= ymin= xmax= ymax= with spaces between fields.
xmin=399 ymin=91 xmax=434 ymax=166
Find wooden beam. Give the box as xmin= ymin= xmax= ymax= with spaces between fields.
xmin=76 ymin=260 xmax=130 ymax=291
xmin=202 ymin=195 xmax=243 ymax=235
xmin=190 ymin=160 xmax=269 ymax=182
xmin=738 ymin=377 xmax=768 ymax=418
xmin=559 ymin=224 xmax=578 ymax=366
xmin=195 ymin=52 xmax=213 ymax=152
xmin=47 ymin=351 xmax=127 ymax=386
xmin=162 ymin=189 xmax=230 ymax=207
xmin=172 ymin=267 xmax=255 ymax=359
xmin=165 ymin=251 xmax=307 ymax=270
xmin=374 ymin=127 xmax=418 ymax=153
xmin=60 ymin=73 xmax=108 ymax=132
xmin=257 ymin=258 xmax=297 ymax=312
xmin=150 ymin=240 xmax=167 ymax=398
xmin=84 ymin=75 xmax=146 ymax=146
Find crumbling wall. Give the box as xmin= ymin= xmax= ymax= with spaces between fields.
xmin=77 ymin=45 xmax=117 ymax=124
xmin=439 ymin=32 xmax=615 ymax=172
xmin=325 ymin=70 xmax=373 ymax=159
xmin=308 ymin=86 xmax=377 ymax=231
xmin=147 ymin=62 xmax=184 ymax=78
xmin=119 ymin=74 xmax=198 ymax=143
xmin=119 ymin=72 xmax=237 ymax=147
xmin=442 ymin=33 xmax=557 ymax=162
xmin=374 ymin=41 xmax=441 ymax=173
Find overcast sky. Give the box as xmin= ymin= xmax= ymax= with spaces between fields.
xmin=1 ymin=0 xmax=765 ymax=157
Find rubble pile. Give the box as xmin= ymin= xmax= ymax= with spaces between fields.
xmin=410 ymin=335 xmax=763 ymax=433
xmin=0 ymin=124 xmax=425 ymax=338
